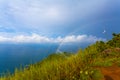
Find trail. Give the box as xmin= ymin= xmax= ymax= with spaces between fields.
xmin=100 ymin=65 xmax=120 ymax=80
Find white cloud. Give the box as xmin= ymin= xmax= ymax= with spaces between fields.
xmin=1 ymin=0 xmax=108 ymax=31
xmin=1 ymin=0 xmax=118 ymax=37
xmin=0 ymin=33 xmax=106 ymax=43
xmin=8 ymin=0 xmax=106 ymax=21
xmin=7 ymin=0 xmax=66 ymax=27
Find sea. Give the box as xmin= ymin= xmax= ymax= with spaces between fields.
xmin=0 ymin=43 xmax=89 ymax=75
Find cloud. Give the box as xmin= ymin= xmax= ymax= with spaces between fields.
xmin=7 ymin=0 xmax=106 ymax=23
xmin=0 ymin=33 xmax=106 ymax=43
xmin=0 ymin=0 xmax=110 ymax=34
xmin=0 ymin=0 xmax=119 ymax=38
xmin=7 ymin=0 xmax=67 ymax=27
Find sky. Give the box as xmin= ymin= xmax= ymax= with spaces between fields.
xmin=0 ymin=0 xmax=120 ymax=44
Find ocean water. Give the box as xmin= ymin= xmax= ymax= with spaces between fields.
xmin=0 ymin=43 xmax=88 ymax=75
xmin=0 ymin=43 xmax=58 ymax=74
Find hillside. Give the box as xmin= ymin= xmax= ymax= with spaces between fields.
xmin=1 ymin=33 xmax=120 ymax=80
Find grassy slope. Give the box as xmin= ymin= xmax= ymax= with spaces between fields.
xmin=1 ymin=33 xmax=120 ymax=80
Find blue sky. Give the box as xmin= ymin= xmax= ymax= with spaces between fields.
xmin=0 ymin=0 xmax=120 ymax=43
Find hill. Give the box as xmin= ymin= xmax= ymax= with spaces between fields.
xmin=1 ymin=33 xmax=120 ymax=80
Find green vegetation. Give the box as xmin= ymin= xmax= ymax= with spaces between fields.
xmin=1 ymin=33 xmax=120 ymax=80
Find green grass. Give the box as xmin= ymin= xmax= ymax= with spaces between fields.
xmin=0 ymin=33 xmax=120 ymax=80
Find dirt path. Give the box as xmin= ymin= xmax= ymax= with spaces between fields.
xmin=99 ymin=65 xmax=120 ymax=80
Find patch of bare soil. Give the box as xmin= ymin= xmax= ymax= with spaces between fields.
xmin=100 ymin=65 xmax=120 ymax=80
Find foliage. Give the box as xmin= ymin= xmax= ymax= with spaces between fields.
xmin=107 ymin=33 xmax=120 ymax=47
